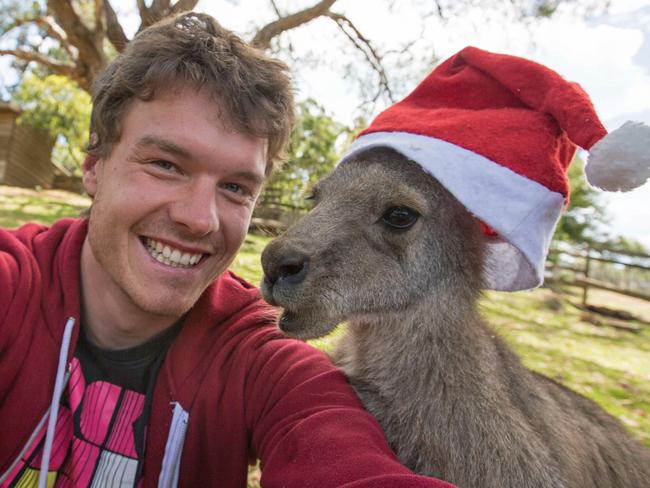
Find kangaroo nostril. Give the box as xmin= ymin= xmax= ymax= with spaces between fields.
xmin=273 ymin=253 xmax=309 ymax=286
xmin=279 ymin=262 xmax=304 ymax=279
xmin=261 ymin=244 xmax=310 ymax=288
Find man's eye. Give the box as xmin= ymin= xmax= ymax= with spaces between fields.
xmin=152 ymin=160 xmax=176 ymax=172
xmin=224 ymin=183 xmax=244 ymax=194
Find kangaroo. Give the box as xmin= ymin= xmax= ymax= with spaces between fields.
xmin=260 ymin=147 xmax=650 ymax=488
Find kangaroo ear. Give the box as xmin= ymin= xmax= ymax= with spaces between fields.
xmin=82 ymin=154 xmax=101 ymax=198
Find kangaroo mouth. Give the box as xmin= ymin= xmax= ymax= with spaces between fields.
xmin=278 ymin=310 xmax=299 ymax=331
xmin=260 ymin=273 xmax=341 ymax=339
xmin=260 ymin=274 xmax=305 ymax=308
xmin=278 ymin=309 xmax=317 ymax=338
xmin=275 ymin=305 xmax=340 ymax=340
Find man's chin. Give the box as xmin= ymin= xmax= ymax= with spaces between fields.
xmin=131 ymin=291 xmax=197 ymax=321
xmin=130 ymin=267 xmax=216 ymax=319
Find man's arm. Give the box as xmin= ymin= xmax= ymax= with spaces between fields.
xmin=244 ymin=333 xmax=455 ymax=488
xmin=0 ymin=247 xmax=17 ymax=321
xmin=0 ymin=226 xmax=32 ymax=322
xmin=0 ymin=223 xmax=53 ymax=321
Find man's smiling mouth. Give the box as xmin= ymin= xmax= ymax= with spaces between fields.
xmin=142 ymin=237 xmax=204 ymax=268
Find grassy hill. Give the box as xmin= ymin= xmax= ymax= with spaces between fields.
xmin=2 ymin=185 xmax=648 ymax=454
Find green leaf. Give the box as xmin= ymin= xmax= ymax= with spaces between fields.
xmin=11 ymin=73 xmax=91 ymax=175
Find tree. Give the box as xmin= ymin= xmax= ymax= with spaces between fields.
xmin=0 ymin=0 xmax=370 ymax=93
xmin=552 ymin=156 xmax=608 ymax=245
xmin=606 ymin=235 xmax=649 ymax=254
xmin=12 ymin=72 xmax=91 ymax=174
xmin=0 ymin=0 xmax=606 ymax=97
xmin=266 ymin=98 xmax=349 ymax=207
xmin=0 ymin=0 xmax=607 ymax=175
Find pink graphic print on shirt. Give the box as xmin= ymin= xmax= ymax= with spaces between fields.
xmin=2 ymin=358 xmax=145 ymax=487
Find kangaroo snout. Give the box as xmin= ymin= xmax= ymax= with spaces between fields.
xmin=261 ymin=243 xmax=310 ymax=302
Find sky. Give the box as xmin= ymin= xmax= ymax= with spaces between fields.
xmin=1 ymin=0 xmax=648 ymax=245
xmin=200 ymin=0 xmax=650 ymax=247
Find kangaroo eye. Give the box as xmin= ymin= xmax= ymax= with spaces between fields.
xmin=381 ymin=206 xmax=419 ymax=230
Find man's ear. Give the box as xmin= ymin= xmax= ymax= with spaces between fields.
xmin=82 ymin=154 xmax=101 ymax=198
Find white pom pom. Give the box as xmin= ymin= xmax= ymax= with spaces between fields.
xmin=585 ymin=121 xmax=650 ymax=191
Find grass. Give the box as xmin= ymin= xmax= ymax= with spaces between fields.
xmin=231 ymin=233 xmax=270 ymax=288
xmin=481 ymin=288 xmax=650 ymax=448
xmin=2 ymin=185 xmax=649 ymax=463
xmin=0 ymin=185 xmax=90 ymax=228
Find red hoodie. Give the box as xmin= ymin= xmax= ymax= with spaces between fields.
xmin=0 ymin=218 xmax=455 ymax=488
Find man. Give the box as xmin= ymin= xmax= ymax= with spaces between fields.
xmin=0 ymin=12 xmax=454 ymax=488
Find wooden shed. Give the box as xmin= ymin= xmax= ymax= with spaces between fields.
xmin=0 ymin=102 xmax=55 ymax=188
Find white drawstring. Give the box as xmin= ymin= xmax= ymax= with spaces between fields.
xmin=38 ymin=317 xmax=75 ymax=488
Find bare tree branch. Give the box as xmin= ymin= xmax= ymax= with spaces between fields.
xmin=152 ymin=0 xmax=172 ymax=12
xmin=434 ymin=0 xmax=446 ymax=19
xmin=39 ymin=15 xmax=75 ymax=57
xmin=46 ymin=0 xmax=106 ymax=91
xmin=93 ymin=0 xmax=106 ymax=45
xmin=326 ymin=12 xmax=394 ymax=102
xmin=136 ymin=0 xmax=155 ymax=28
xmin=267 ymin=0 xmax=298 ymax=58
xmin=137 ymin=0 xmax=199 ymax=32
xmin=104 ymin=1 xmax=128 ymax=52
xmin=2 ymin=16 xmax=36 ymax=33
xmin=270 ymin=0 xmax=283 ymax=17
xmin=0 ymin=48 xmax=76 ymax=75
xmin=383 ymin=37 xmax=419 ymax=57
xmin=47 ymin=0 xmax=95 ymax=53
xmin=2 ymin=15 xmax=74 ymax=59
xmin=170 ymin=0 xmax=200 ymax=15
xmin=251 ymin=0 xmax=338 ymax=50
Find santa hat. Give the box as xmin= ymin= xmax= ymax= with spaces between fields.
xmin=339 ymin=46 xmax=650 ymax=291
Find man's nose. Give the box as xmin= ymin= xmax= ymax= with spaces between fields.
xmin=168 ymin=181 xmax=219 ymax=236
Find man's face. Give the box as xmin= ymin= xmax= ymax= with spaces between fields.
xmin=82 ymin=87 xmax=267 ymax=320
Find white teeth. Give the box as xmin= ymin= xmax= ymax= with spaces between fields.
xmin=143 ymin=238 xmax=203 ymax=268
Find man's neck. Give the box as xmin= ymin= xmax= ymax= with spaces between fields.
xmin=80 ymin=238 xmax=180 ymax=350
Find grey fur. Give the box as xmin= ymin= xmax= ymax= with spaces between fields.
xmin=260 ymin=148 xmax=650 ymax=488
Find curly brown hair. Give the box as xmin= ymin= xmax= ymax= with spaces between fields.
xmin=87 ymin=12 xmax=294 ymax=175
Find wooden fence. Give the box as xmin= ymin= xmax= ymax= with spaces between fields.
xmin=251 ymin=186 xmax=308 ymax=233
xmin=0 ymin=103 xmax=55 ymax=189
xmin=545 ymin=243 xmax=650 ymax=306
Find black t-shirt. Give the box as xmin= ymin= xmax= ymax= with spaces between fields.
xmin=76 ymin=319 xmax=183 ymax=392
xmin=72 ymin=319 xmax=184 ymax=464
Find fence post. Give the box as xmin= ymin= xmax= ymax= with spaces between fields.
xmin=582 ymin=244 xmax=591 ymax=306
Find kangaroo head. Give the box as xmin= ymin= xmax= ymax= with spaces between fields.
xmin=261 ymin=147 xmax=485 ymax=339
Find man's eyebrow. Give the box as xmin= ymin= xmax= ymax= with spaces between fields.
xmin=231 ymin=170 xmax=265 ymax=187
xmin=135 ymin=135 xmax=192 ymax=159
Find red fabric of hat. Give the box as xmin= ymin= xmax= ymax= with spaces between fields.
xmin=359 ymin=46 xmax=608 ymax=200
